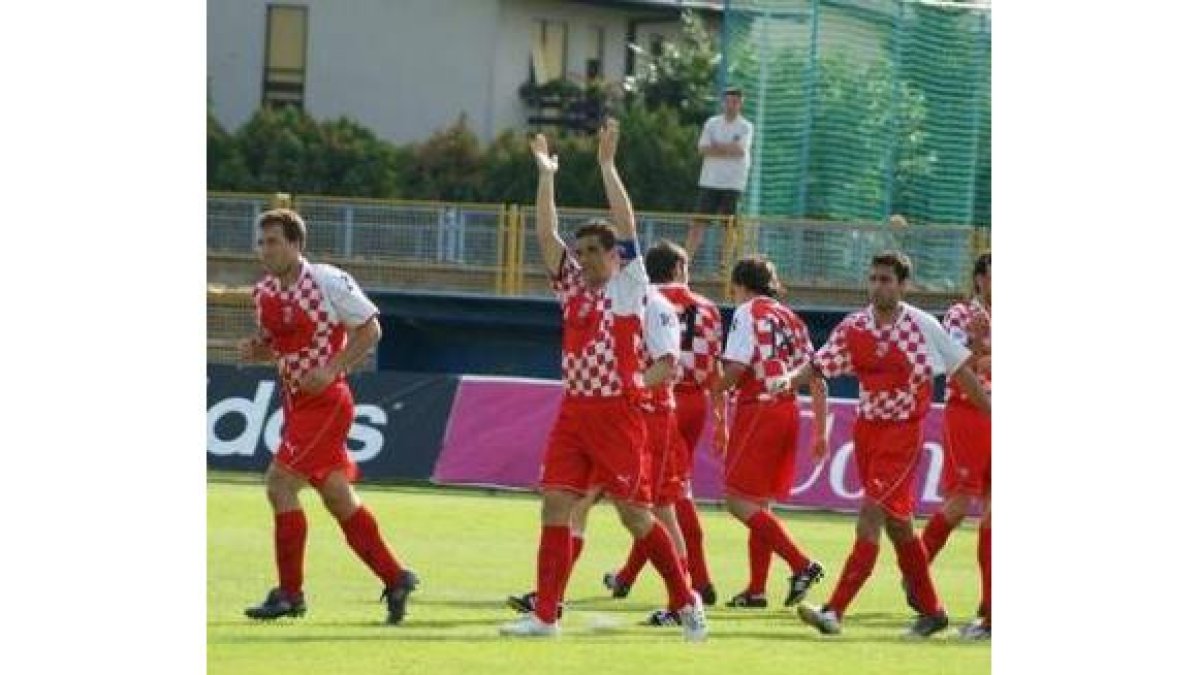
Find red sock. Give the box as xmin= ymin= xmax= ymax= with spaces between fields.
xmin=827 ymin=538 xmax=880 ymax=617
xmin=921 ymin=512 xmax=954 ymax=563
xmin=535 ymin=525 xmax=571 ymax=624
xmin=617 ymin=537 xmax=649 ymax=587
xmin=339 ymin=506 xmax=404 ymax=588
xmin=274 ymin=510 xmax=307 ymax=597
xmin=979 ymin=524 xmax=991 ymax=621
xmin=640 ymin=522 xmax=694 ymax=612
xmin=675 ymin=498 xmax=712 ymax=589
xmin=895 ymin=537 xmax=943 ymax=615
xmin=747 ymin=530 xmax=771 ymax=595
xmin=747 ymin=510 xmax=810 ymax=574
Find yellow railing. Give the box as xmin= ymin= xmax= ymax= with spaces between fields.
xmin=208 ymin=191 xmax=988 ymax=297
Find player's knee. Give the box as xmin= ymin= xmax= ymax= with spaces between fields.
xmin=616 ymin=504 xmax=653 ymax=536
xmin=884 ymin=516 xmax=915 ymax=542
xmin=541 ymin=491 xmax=577 ymax=525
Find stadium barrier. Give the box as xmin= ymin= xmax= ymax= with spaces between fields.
xmin=208 ymin=365 xmax=961 ymax=517
xmin=208 ymin=191 xmax=988 ymax=297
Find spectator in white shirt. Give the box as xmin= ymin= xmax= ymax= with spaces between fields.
xmin=686 ymin=87 xmax=754 ymax=258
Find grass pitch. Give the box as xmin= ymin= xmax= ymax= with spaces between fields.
xmin=208 ymin=474 xmax=989 ymax=674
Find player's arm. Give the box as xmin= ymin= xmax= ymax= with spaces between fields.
xmin=807 ymin=374 xmax=829 ymax=461
xmin=951 ymin=366 xmax=991 ymax=415
xmin=530 ymin=133 xmax=567 ymax=274
xmin=927 ymin=309 xmax=991 ymax=414
xmin=597 ymin=118 xmax=636 ymax=241
xmin=330 ymin=316 xmax=382 ymax=375
xmin=238 ymin=293 xmax=275 ymax=363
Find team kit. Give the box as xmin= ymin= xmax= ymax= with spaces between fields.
xmin=233 ymin=120 xmax=992 ymax=644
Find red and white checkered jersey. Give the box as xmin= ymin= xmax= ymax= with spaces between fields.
xmin=943 ymin=297 xmax=991 ymax=404
xmin=252 ymin=259 xmax=379 ymax=396
xmin=551 ymin=253 xmax=649 ymax=398
xmin=814 ymin=302 xmax=970 ymax=422
xmin=657 ymin=283 xmax=723 ymax=391
xmin=722 ymin=296 xmax=815 ymax=404
xmin=640 ymin=288 xmax=683 ymax=413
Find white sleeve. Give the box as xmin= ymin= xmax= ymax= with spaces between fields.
xmin=912 ymin=307 xmax=970 ymax=376
xmin=741 ymin=121 xmax=754 ymax=153
xmin=721 ymin=303 xmax=755 ymax=366
xmin=697 ymin=118 xmax=715 ymax=149
xmin=609 ymin=256 xmax=649 ymax=316
xmin=644 ymin=292 xmax=681 ymax=361
xmin=313 ymin=264 xmax=379 ymax=328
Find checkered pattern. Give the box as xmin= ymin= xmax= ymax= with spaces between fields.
xmin=814 ymin=308 xmax=936 ymax=421
xmin=553 ymin=255 xmax=647 ymax=398
xmin=658 ymin=285 xmax=723 ymax=389
xmin=738 ymin=297 xmax=814 ymax=404
xmin=944 ymin=298 xmax=991 ymax=403
xmin=254 ymin=264 xmax=347 ymax=396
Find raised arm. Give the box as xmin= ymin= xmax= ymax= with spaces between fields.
xmin=596 ymin=118 xmax=636 ymax=241
xmin=530 ymin=134 xmax=567 ymax=274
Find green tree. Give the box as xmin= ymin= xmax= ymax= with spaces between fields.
xmin=623 ymin=9 xmax=720 ymax=127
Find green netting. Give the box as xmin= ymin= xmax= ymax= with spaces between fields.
xmin=723 ymin=0 xmax=991 ymax=228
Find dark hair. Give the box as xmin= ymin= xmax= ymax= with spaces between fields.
xmin=573 ymin=219 xmax=617 ymax=251
xmin=870 ymin=250 xmax=913 ymax=283
xmin=972 ymin=251 xmax=991 ymax=295
xmin=645 ymin=239 xmax=688 ymax=283
xmin=723 ymin=87 xmax=743 ymax=98
xmin=258 ymin=208 xmax=307 ymax=249
xmin=731 ymin=255 xmax=784 ymax=298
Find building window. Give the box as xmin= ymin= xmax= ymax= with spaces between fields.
xmin=531 ymin=19 xmax=567 ymax=84
xmin=262 ymin=5 xmax=308 ymax=109
xmin=585 ymin=26 xmax=604 ymax=80
xmin=650 ymin=33 xmax=665 ymax=58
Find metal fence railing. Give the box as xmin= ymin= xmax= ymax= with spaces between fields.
xmin=209 ymin=192 xmax=988 ymax=298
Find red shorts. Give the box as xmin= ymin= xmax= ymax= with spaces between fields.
xmin=541 ymin=397 xmax=651 ymax=505
xmin=644 ymin=409 xmax=688 ymax=506
xmin=724 ymin=399 xmax=799 ymax=502
xmin=274 ymin=379 xmax=359 ymax=486
xmin=674 ymin=386 xmax=710 ymax=474
xmin=853 ymin=419 xmax=924 ymax=518
xmin=941 ymin=400 xmax=992 ymax=497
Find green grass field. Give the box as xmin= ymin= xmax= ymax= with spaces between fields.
xmin=208 ymin=474 xmax=989 ymax=674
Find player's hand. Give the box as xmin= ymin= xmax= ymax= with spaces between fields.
xmin=529 ymin=134 xmax=558 ymax=174
xmin=298 ymin=364 xmax=338 ymax=395
xmin=966 ymin=314 xmax=990 ymax=351
xmin=237 ymin=337 xmax=269 ymax=363
xmin=766 ymin=373 xmax=794 ymax=396
xmin=810 ymin=436 xmax=829 ymax=462
xmin=597 ymin=117 xmax=619 ymax=165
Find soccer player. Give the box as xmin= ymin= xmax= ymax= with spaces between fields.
xmin=498 ymin=120 xmax=707 ymax=641
xmin=714 ymin=255 xmax=829 ymax=610
xmin=601 ymin=240 xmax=724 ymax=606
xmin=915 ymin=252 xmax=991 ymax=640
xmin=237 ymin=208 xmax=418 ymax=624
xmin=785 ymin=251 xmax=991 ymax=638
xmin=504 ymin=282 xmax=687 ymax=625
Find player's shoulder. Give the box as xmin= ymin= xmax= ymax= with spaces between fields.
xmin=646 ymin=286 xmax=673 ymax=312
xmin=902 ymin=303 xmax=944 ymax=332
xmin=841 ymin=308 xmax=872 ymax=330
xmin=310 ymin=261 xmax=351 ymax=282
